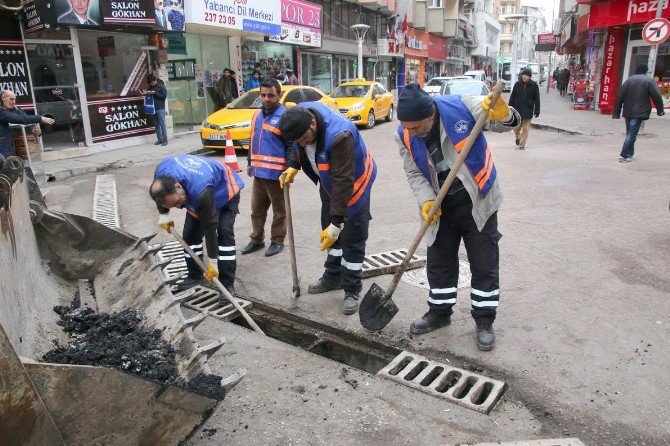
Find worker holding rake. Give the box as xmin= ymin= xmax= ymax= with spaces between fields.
xmin=395 ymin=83 xmax=519 ymax=351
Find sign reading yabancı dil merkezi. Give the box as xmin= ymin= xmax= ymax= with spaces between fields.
xmin=100 ymin=0 xmax=156 ymax=26
xmin=88 ymin=97 xmax=154 ymax=143
xmin=186 ymin=0 xmax=281 ymax=35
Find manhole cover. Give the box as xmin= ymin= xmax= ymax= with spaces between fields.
xmin=362 ymin=249 xmax=426 ymax=278
xmin=401 ymin=260 xmax=471 ymax=290
xmin=378 ymin=350 xmax=506 ymax=414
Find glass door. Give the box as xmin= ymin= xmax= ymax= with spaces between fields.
xmin=25 ymin=43 xmax=84 ymax=151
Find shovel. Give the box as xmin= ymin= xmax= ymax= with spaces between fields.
xmin=284 ymin=183 xmax=300 ymax=297
xmin=359 ymin=81 xmax=506 ymax=331
xmin=171 ymin=229 xmax=266 ymax=336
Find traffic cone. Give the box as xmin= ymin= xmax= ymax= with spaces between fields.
xmin=223 ymin=130 xmax=241 ymax=172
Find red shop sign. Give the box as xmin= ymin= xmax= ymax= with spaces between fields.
xmin=537 ymin=33 xmax=557 ymax=44
xmin=598 ymin=28 xmax=625 ymax=113
xmin=428 ymin=33 xmax=447 ymax=60
xmin=590 ymin=0 xmax=670 ymax=28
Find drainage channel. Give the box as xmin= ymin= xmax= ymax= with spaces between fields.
xmin=228 ymin=303 xmax=507 ymax=413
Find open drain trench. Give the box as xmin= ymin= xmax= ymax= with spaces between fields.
xmin=155 ymin=226 xmax=505 ymax=413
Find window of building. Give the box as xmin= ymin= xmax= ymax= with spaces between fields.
xmin=428 ymin=0 xmax=443 ymax=7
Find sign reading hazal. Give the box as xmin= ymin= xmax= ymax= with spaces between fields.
xmin=187 ymin=0 xmax=281 ymax=35
xmin=642 ymin=17 xmax=670 ymax=44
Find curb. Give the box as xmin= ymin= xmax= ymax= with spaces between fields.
xmin=530 ymin=122 xmax=582 ymax=135
xmin=45 ymin=147 xmax=215 ymax=182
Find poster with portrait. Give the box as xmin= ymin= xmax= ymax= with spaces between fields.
xmin=56 ymin=0 xmax=101 ymax=27
xmin=160 ymin=0 xmax=185 ymax=31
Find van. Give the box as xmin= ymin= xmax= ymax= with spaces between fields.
xmin=529 ymin=63 xmax=542 ymax=85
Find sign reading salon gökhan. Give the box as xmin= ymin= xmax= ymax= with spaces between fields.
xmin=187 ymin=0 xmax=281 ymax=35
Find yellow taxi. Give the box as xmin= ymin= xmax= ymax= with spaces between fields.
xmin=200 ymin=85 xmax=337 ymax=151
xmin=328 ymin=79 xmax=394 ymax=129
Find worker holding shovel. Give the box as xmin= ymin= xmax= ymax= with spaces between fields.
xmin=395 ymin=83 xmax=519 ymax=351
xmin=278 ymin=102 xmax=376 ymax=316
xmin=150 ymin=155 xmax=244 ymax=299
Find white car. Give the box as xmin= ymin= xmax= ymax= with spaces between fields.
xmin=423 ymin=76 xmax=452 ymax=97
xmin=463 ymin=70 xmax=487 ymax=82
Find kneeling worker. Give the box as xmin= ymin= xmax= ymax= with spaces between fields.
xmin=278 ymin=101 xmax=376 ymax=315
xmin=150 ymin=155 xmax=244 ymax=296
xmin=396 ymin=83 xmax=519 ymax=351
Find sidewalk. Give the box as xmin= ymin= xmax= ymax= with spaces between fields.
xmin=43 ymin=132 xmax=205 ymax=181
xmin=522 ymin=86 xmax=667 ymax=137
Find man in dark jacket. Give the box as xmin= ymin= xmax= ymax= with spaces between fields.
xmin=612 ymin=64 xmax=665 ymax=162
xmin=508 ymin=67 xmax=540 ymax=150
xmin=215 ymin=68 xmax=239 ymax=109
xmin=145 ymin=74 xmax=169 ymax=146
xmin=0 ymin=89 xmax=54 ymax=161
xmin=278 ymin=102 xmax=377 ymax=316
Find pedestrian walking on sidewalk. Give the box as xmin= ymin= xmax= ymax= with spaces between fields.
xmin=558 ymin=68 xmax=570 ymax=96
xmin=508 ymin=68 xmax=540 ymax=150
xmin=145 ymin=74 xmax=168 ymax=146
xmin=612 ymin=64 xmax=665 ymax=163
xmin=150 ymin=155 xmax=244 ymax=299
xmin=395 ymin=83 xmax=520 ymax=351
xmin=241 ymin=78 xmax=291 ymax=258
xmin=278 ymin=101 xmax=377 ymax=316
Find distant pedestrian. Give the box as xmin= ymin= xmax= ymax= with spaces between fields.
xmin=215 ymin=68 xmax=239 ymax=108
xmin=612 ymin=64 xmax=665 ymax=163
xmin=286 ymin=69 xmax=299 ymax=85
xmin=245 ymin=70 xmax=261 ymax=92
xmin=558 ymin=68 xmax=570 ymax=96
xmin=552 ymin=67 xmax=560 ymax=88
xmin=144 ymin=74 xmax=168 ymax=146
xmin=0 ymin=89 xmax=54 ymax=161
xmin=508 ymin=68 xmax=540 ymax=150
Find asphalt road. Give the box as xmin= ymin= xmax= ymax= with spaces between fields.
xmin=46 ymin=114 xmax=670 ymax=445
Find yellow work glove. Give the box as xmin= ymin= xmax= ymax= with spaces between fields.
xmin=279 ymin=167 xmax=299 ymax=189
xmin=481 ymin=93 xmax=510 ymax=122
xmin=421 ymin=200 xmax=442 ymax=226
xmin=319 ymin=223 xmax=342 ymax=251
xmin=203 ymin=258 xmax=219 ymax=282
xmin=158 ymin=213 xmax=175 ymax=233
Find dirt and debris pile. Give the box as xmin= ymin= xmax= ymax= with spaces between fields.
xmin=44 ymin=306 xmax=179 ymax=383
xmin=42 ymin=305 xmax=226 ymax=400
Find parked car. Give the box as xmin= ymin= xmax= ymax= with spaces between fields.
xmin=463 ymin=70 xmax=487 ymax=82
xmin=328 ymin=79 xmax=394 ymax=129
xmin=439 ymin=79 xmax=490 ymax=97
xmin=200 ymin=85 xmax=337 ymax=151
xmin=423 ymin=76 xmax=452 ymax=96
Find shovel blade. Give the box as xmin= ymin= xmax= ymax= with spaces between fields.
xmin=359 ymin=282 xmax=399 ymax=331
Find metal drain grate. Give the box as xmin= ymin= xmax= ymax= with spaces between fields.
xmin=156 ymin=241 xmax=188 ymax=286
xmin=181 ymin=285 xmax=252 ymax=321
xmin=378 ymin=350 xmax=506 ymax=414
xmin=92 ymin=174 xmax=120 ymax=229
xmin=401 ymin=260 xmax=471 ymax=290
xmin=362 ymin=249 xmax=426 ymax=278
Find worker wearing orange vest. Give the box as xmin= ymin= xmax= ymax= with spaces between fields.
xmin=278 ymin=102 xmax=376 ymax=316
xmin=396 ymin=83 xmax=520 ymax=351
xmin=241 ymin=78 xmax=292 ymax=257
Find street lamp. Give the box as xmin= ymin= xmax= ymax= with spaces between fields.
xmin=501 ymin=14 xmax=529 ymax=84
xmin=351 ymin=24 xmax=370 ymax=80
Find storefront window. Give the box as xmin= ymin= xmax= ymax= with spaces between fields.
xmin=241 ymin=39 xmax=295 ymax=88
xmin=302 ymin=53 xmax=332 ymax=93
xmin=654 ymin=42 xmax=670 ymax=81
xmin=167 ymin=34 xmax=202 ymax=133
xmin=200 ymin=35 xmax=230 ymax=119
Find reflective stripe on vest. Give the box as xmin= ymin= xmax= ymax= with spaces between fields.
xmin=249 ymin=107 xmax=288 ymax=180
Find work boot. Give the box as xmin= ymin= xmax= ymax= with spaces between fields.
xmin=154 ymin=140 xmax=163 ymax=145
xmin=307 ymin=276 xmax=343 ymax=294
xmin=342 ymin=291 xmax=359 ymax=315
xmin=264 ymin=242 xmax=284 ymax=257
xmin=161 ymin=140 xmax=168 ymax=146
xmin=241 ymin=242 xmax=265 ymax=254
xmin=218 ymin=283 xmax=234 ymax=306
xmin=410 ymin=311 xmax=451 ymax=335
xmin=176 ymin=276 xmax=207 ymax=292
xmin=476 ymin=323 xmax=496 ymax=351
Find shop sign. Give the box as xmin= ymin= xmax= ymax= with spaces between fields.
xmin=598 ymin=28 xmax=625 ymax=113
xmin=186 ymin=0 xmax=281 ymax=35
xmin=55 ymin=0 xmax=101 ymax=27
xmin=404 ymin=27 xmax=429 ymax=57
xmin=269 ymin=0 xmax=322 ymax=48
xmin=538 ymin=33 xmax=557 ymax=45
xmin=20 ymin=0 xmax=58 ymax=34
xmin=428 ymin=34 xmax=447 ymax=61
xmin=0 ymin=41 xmax=34 ymax=110
xmin=88 ymin=97 xmax=154 ymax=143
xmin=589 ymin=0 xmax=670 ymax=29
xmin=100 ymin=0 xmax=155 ymax=27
